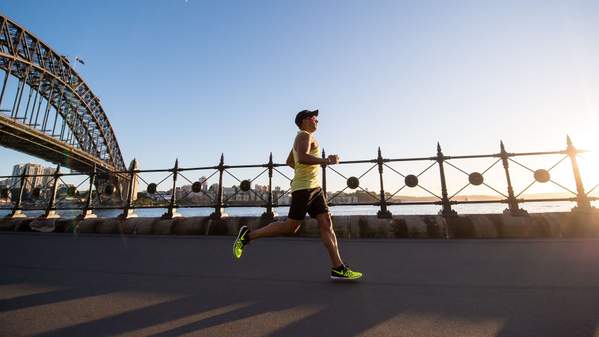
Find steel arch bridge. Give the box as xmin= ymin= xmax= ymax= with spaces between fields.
xmin=0 ymin=14 xmax=126 ymax=173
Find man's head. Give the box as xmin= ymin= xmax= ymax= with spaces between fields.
xmin=294 ymin=109 xmax=319 ymax=132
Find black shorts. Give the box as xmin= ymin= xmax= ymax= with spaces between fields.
xmin=288 ymin=187 xmax=329 ymax=220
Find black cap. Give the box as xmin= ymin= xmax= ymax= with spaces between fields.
xmin=294 ymin=109 xmax=319 ymax=127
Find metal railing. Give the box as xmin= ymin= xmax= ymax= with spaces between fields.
xmin=1 ymin=136 xmax=597 ymax=219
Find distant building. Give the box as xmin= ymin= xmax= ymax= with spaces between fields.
xmin=327 ymin=191 xmax=358 ymax=204
xmin=198 ymin=176 xmax=208 ymax=191
xmin=273 ymin=186 xmax=291 ymax=204
xmin=145 ymin=191 xmax=171 ymax=202
xmin=254 ymin=184 xmax=268 ymax=194
xmin=41 ymin=167 xmax=55 ymax=188
xmin=10 ymin=163 xmax=55 ymax=194
xmin=10 ymin=164 xmax=25 ymax=187
xmin=175 ymin=181 xmax=214 ymax=203
xmin=173 ymin=182 xmax=292 ymax=204
xmin=223 ymin=186 xmax=238 ymax=198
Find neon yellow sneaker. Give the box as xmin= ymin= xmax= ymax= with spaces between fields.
xmin=331 ymin=264 xmax=363 ymax=280
xmin=233 ymin=225 xmax=250 ymax=259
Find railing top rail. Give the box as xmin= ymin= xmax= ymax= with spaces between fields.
xmin=386 ymin=156 xmax=438 ymax=162
xmin=510 ymin=150 xmax=568 ymax=157
xmin=224 ymin=164 xmax=270 ymax=169
xmin=0 ymin=148 xmax=589 ymax=180
xmin=339 ymin=159 xmax=377 ymax=164
xmin=446 ymin=154 xmax=499 ymax=160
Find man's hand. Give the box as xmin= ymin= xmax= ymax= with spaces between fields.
xmin=326 ymin=154 xmax=340 ymax=165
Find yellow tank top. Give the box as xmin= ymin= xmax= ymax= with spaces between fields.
xmin=291 ymin=131 xmax=321 ymax=192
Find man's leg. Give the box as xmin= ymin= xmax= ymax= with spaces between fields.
xmin=315 ymin=212 xmax=363 ymax=280
xmin=233 ymin=218 xmax=302 ymax=259
xmin=249 ymin=188 xmax=306 ymax=240
xmin=234 ymin=189 xmax=307 ymax=259
xmin=248 ymin=218 xmax=302 ymax=240
xmin=315 ymin=212 xmax=343 ymax=268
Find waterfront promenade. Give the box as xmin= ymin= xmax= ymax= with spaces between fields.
xmin=1 ymin=233 xmax=599 ymax=337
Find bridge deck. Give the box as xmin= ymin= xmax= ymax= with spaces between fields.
xmin=0 ymin=114 xmax=115 ymax=173
xmin=1 ymin=233 xmax=599 ymax=337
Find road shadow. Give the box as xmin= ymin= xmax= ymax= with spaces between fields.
xmin=13 ymin=277 xmax=598 ymax=337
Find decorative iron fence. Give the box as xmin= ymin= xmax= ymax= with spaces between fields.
xmin=1 ymin=137 xmax=597 ymax=219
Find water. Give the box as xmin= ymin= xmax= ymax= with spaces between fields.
xmin=1 ymin=200 xmax=597 ymax=218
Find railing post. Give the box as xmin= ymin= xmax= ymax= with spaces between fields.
xmin=210 ymin=154 xmax=227 ymax=219
xmin=119 ymin=162 xmax=138 ymax=219
xmin=163 ymin=159 xmax=182 ymax=219
xmin=567 ymin=136 xmax=593 ymax=212
xmin=262 ymin=153 xmax=276 ymax=219
xmin=377 ymin=147 xmax=392 ymax=218
xmin=437 ymin=143 xmax=457 ymax=217
xmin=7 ymin=171 xmax=27 ymax=218
xmin=500 ymin=141 xmax=527 ymax=216
xmin=42 ymin=164 xmax=60 ymax=219
xmin=79 ymin=165 xmax=97 ymax=219
xmin=321 ymin=149 xmax=327 ymax=198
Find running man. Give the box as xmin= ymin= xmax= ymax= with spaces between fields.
xmin=233 ymin=109 xmax=363 ymax=280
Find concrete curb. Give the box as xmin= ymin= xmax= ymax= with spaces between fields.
xmin=1 ymin=212 xmax=598 ymax=238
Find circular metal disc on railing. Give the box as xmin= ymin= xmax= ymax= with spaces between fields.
xmin=405 ymin=174 xmax=419 ymax=188
xmin=191 ymin=181 xmax=203 ymax=193
xmin=240 ymin=180 xmax=252 ymax=192
xmin=104 ymin=184 xmax=115 ymax=195
xmin=347 ymin=176 xmax=360 ymax=189
xmin=469 ymin=172 xmax=484 ymax=186
xmin=32 ymin=187 xmax=41 ymax=199
xmin=147 ymin=183 xmax=157 ymax=194
xmin=67 ymin=186 xmax=77 ymax=196
xmin=534 ymin=169 xmax=551 ymax=183
xmin=1 ymin=188 xmax=10 ymax=199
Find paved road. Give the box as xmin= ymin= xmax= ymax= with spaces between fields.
xmin=1 ymin=232 xmax=599 ymax=337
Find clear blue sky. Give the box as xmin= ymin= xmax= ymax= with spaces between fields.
xmin=1 ymin=0 xmax=598 ymax=195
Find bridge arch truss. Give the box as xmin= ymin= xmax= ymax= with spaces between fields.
xmin=0 ymin=14 xmax=126 ymax=172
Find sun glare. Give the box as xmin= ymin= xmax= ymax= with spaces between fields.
xmin=571 ymin=134 xmax=599 ymax=196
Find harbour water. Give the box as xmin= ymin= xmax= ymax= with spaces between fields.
xmin=1 ymin=200 xmax=597 ymax=219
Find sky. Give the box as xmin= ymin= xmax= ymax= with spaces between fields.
xmin=1 ymin=0 xmax=598 ymax=196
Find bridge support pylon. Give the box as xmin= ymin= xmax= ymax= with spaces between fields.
xmin=118 ymin=159 xmax=139 ymax=219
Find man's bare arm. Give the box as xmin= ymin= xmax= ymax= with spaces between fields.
xmin=294 ymin=132 xmax=326 ymax=165
xmin=286 ymin=150 xmax=295 ymax=168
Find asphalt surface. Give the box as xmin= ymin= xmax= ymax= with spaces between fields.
xmin=1 ymin=232 xmax=599 ymax=337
